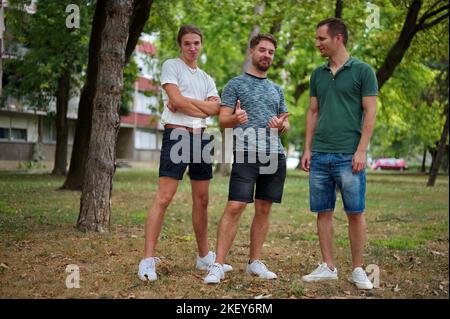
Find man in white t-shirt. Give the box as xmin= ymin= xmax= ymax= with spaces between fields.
xmin=138 ymin=25 xmax=232 ymax=281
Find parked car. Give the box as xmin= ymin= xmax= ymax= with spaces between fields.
xmin=371 ymin=158 xmax=408 ymax=171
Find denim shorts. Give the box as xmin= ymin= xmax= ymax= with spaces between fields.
xmin=159 ymin=128 xmax=213 ymax=181
xmin=309 ymin=152 xmax=366 ymax=214
xmin=228 ymin=152 xmax=286 ymax=203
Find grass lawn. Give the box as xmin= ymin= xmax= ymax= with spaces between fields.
xmin=0 ymin=169 xmax=448 ymax=299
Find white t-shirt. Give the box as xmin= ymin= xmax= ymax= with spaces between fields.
xmin=160 ymin=58 xmax=219 ymax=128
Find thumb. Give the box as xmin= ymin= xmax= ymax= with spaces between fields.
xmin=235 ymin=100 xmax=241 ymax=111
xmin=279 ymin=112 xmax=289 ymax=121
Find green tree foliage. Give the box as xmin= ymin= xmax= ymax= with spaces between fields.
xmin=3 ymin=0 xmax=92 ymax=108
xmin=145 ymin=0 xmax=448 ymax=160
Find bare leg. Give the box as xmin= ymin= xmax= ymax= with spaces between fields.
xmin=215 ymin=200 xmax=247 ymax=264
xmin=249 ymin=199 xmax=272 ymax=261
xmin=317 ymin=211 xmax=335 ymax=269
xmin=143 ymin=177 xmax=179 ymax=258
xmin=191 ymin=179 xmax=210 ymax=258
xmin=346 ymin=213 xmax=366 ymax=269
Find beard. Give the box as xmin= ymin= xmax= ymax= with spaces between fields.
xmin=253 ymin=58 xmax=272 ymax=72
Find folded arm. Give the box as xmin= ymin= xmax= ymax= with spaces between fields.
xmin=163 ymin=84 xmax=219 ymax=118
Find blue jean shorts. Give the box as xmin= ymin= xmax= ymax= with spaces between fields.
xmin=309 ymin=152 xmax=366 ymax=214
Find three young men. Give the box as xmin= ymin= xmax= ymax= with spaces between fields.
xmin=139 ymin=18 xmax=377 ymax=291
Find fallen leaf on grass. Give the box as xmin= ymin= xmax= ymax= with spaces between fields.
xmin=0 ymin=262 xmax=10 ymax=269
xmin=431 ymin=250 xmax=445 ymax=256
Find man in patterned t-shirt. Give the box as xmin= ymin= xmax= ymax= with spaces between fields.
xmin=204 ymin=33 xmax=289 ymax=284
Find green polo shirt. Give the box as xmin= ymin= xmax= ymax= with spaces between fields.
xmin=310 ymin=57 xmax=378 ymax=153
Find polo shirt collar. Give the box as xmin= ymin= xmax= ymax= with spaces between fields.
xmin=322 ymin=56 xmax=354 ymax=70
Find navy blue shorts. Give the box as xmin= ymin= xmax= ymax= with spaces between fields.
xmin=159 ymin=128 xmax=213 ymax=181
xmin=228 ymin=152 xmax=286 ymax=203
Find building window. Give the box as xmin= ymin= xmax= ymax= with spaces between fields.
xmin=10 ymin=128 xmax=27 ymax=141
xmin=0 ymin=127 xmax=27 ymax=141
xmin=0 ymin=127 xmax=10 ymax=140
xmin=43 ymin=121 xmax=57 ymax=143
xmin=135 ymin=92 xmax=158 ymax=115
xmin=135 ymin=129 xmax=157 ymax=150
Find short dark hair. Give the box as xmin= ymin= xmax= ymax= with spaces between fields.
xmin=317 ymin=18 xmax=348 ymax=45
xmin=177 ymin=24 xmax=203 ymax=46
xmin=249 ymin=33 xmax=277 ymax=49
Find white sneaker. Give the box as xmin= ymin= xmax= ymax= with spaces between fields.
xmin=245 ymin=260 xmax=277 ymax=279
xmin=138 ymin=257 xmax=160 ymax=282
xmin=204 ymin=263 xmax=225 ymax=284
xmin=352 ymin=267 xmax=373 ymax=289
xmin=196 ymin=251 xmax=233 ymax=272
xmin=302 ymin=263 xmax=338 ymax=282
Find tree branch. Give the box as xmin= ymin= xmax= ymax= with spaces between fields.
xmin=269 ymin=15 xmax=283 ymax=35
xmin=418 ymin=1 xmax=447 ymax=24
xmin=125 ymin=0 xmax=153 ymax=64
xmin=273 ymin=40 xmax=294 ymax=69
xmin=418 ymin=11 xmax=449 ymax=31
xmin=335 ymin=0 xmax=343 ymax=18
xmin=293 ymin=81 xmax=309 ymax=102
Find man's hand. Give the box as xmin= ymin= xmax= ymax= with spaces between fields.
xmin=352 ymin=150 xmax=366 ymax=173
xmin=301 ymin=149 xmax=312 ymax=172
xmin=235 ymin=100 xmax=248 ymax=124
xmin=207 ymin=96 xmax=221 ymax=103
xmin=268 ymin=113 xmax=289 ymax=131
xmin=166 ymin=100 xmax=176 ymax=113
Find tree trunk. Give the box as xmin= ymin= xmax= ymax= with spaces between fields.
xmin=77 ymin=0 xmax=133 ymax=232
xmin=0 ymin=2 xmax=3 ymax=98
xmin=61 ymin=0 xmax=106 ymax=189
xmin=125 ymin=0 xmax=153 ymax=62
xmin=294 ymin=80 xmax=309 ymax=103
xmin=52 ymin=70 xmax=70 ymax=175
xmin=421 ymin=147 xmax=427 ymax=173
xmin=428 ymin=146 xmax=437 ymax=174
xmin=62 ymin=0 xmax=153 ymax=190
xmin=427 ymin=106 xmax=449 ymax=186
xmin=335 ymin=0 xmax=343 ymax=18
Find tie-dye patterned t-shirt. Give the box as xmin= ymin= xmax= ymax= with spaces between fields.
xmin=221 ymin=73 xmax=288 ymax=154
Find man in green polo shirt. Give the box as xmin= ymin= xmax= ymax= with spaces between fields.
xmin=300 ymin=18 xmax=377 ymax=290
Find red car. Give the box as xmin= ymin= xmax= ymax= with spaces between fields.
xmin=371 ymin=158 xmax=408 ymax=171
